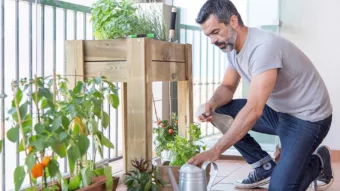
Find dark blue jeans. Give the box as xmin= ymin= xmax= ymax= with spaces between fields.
xmin=215 ymin=99 xmax=332 ymax=191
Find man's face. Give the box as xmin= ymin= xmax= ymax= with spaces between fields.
xmin=201 ymin=14 xmax=237 ymax=52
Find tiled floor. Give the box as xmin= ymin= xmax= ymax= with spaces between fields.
xmin=116 ymin=160 xmax=340 ymax=191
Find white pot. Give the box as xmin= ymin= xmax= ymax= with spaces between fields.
xmin=161 ymin=150 xmax=171 ymax=163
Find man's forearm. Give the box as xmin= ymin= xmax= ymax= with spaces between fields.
xmin=209 ymin=85 xmax=235 ymax=108
xmin=212 ymin=104 xmax=262 ymax=155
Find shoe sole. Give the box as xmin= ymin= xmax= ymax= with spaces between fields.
xmin=234 ymin=177 xmax=270 ymax=189
xmin=314 ymin=145 xmax=335 ymax=191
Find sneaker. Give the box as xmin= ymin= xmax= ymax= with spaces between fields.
xmin=234 ymin=161 xmax=275 ymax=189
xmin=313 ymin=145 xmax=334 ymax=191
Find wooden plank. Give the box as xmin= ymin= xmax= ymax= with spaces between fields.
xmin=147 ymin=61 xmax=186 ymax=82
xmin=85 ymin=62 xmax=128 ymax=82
xmin=177 ymin=44 xmax=193 ymax=138
xmin=84 ymin=40 xmax=127 ymax=61
xmin=151 ymin=40 xmax=186 ymax=62
xmin=145 ymin=39 xmax=153 ymax=163
xmin=121 ymin=83 xmax=128 ymax=173
xmin=125 ymin=38 xmax=152 ymax=171
xmin=65 ymin=40 xmax=84 ymax=88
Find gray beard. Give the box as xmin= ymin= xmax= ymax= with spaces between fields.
xmin=221 ymin=27 xmax=237 ymax=53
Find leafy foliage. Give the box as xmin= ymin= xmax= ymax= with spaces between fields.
xmin=90 ymin=0 xmax=168 ymax=40
xmin=167 ymin=123 xmax=207 ymax=166
xmin=124 ymin=158 xmax=165 ymax=191
xmin=4 ymin=75 xmax=119 ymax=190
xmin=153 ymin=113 xmax=178 ymax=157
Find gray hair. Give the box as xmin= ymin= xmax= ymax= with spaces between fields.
xmin=196 ymin=0 xmax=244 ymax=26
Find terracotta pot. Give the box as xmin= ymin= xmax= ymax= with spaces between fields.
xmin=46 ymin=176 xmax=119 ymax=191
xmin=77 ymin=176 xmax=120 ymax=191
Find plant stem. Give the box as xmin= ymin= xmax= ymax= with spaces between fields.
xmin=34 ymin=75 xmax=41 ymax=124
xmin=11 ymin=81 xmax=34 ymax=190
xmin=53 ymin=71 xmax=57 ymax=104
xmin=43 ymin=169 xmax=48 ymax=188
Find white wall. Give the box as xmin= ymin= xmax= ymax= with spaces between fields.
xmin=280 ymin=0 xmax=340 ymax=150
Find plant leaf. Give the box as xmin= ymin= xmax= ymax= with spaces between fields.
xmin=77 ymin=135 xmax=90 ymax=157
xmin=73 ymin=81 xmax=84 ymax=94
xmin=67 ymin=145 xmax=81 ymax=173
xmin=104 ymin=166 xmax=113 ymax=191
xmin=7 ymin=126 xmax=19 ymax=143
xmin=48 ymin=159 xmax=59 ymax=177
xmin=109 ymin=94 xmax=119 ymax=109
xmin=52 ymin=116 xmax=62 ymax=131
xmin=34 ymin=123 xmax=44 ymax=134
xmin=59 ymin=132 xmax=68 ymax=141
xmin=101 ymin=111 xmax=110 ymax=129
xmin=19 ymin=102 xmax=28 ymax=121
xmin=31 ymin=138 xmax=44 ymax=152
xmin=18 ymin=139 xmax=25 ymax=152
xmin=68 ymin=175 xmax=81 ymax=191
xmin=51 ymin=140 xmax=67 ymax=158
xmin=81 ymin=167 xmax=95 ymax=187
xmin=14 ymin=166 xmax=26 ymax=191
xmin=25 ymin=153 xmax=36 ymax=172
xmin=98 ymin=133 xmax=114 ymax=149
xmin=15 ymin=88 xmax=23 ymax=105
xmin=0 ymin=140 xmax=2 ymax=153
xmin=39 ymin=88 xmax=52 ymax=100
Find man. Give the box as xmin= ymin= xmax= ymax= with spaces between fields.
xmin=187 ymin=0 xmax=334 ymax=190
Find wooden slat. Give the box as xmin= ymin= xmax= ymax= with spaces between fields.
xmin=125 ymin=38 xmax=152 ymax=171
xmin=121 ymin=83 xmax=128 ymax=173
xmin=84 ymin=40 xmax=127 ymax=61
xmin=65 ymin=40 xmax=84 ymax=88
xmin=150 ymin=40 xmax=186 ymax=62
xmin=145 ymin=39 xmax=153 ymax=163
xmin=177 ymin=44 xmax=193 ymax=138
xmin=85 ymin=62 xmax=128 ymax=82
xmin=147 ymin=61 xmax=186 ymax=82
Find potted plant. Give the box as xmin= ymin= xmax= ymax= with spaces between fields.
xmin=90 ymin=0 xmax=168 ymax=40
xmin=123 ymin=158 xmax=165 ymax=191
xmin=3 ymin=75 xmax=120 ymax=191
xmin=155 ymin=122 xmax=207 ymax=191
xmin=153 ymin=113 xmax=178 ymax=161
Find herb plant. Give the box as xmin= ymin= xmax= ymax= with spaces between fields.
xmin=167 ymin=123 xmax=207 ymax=166
xmin=153 ymin=113 xmax=178 ymax=157
xmin=124 ymin=158 xmax=165 ymax=191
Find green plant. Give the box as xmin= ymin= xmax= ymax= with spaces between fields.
xmin=123 ymin=158 xmax=165 ymax=191
xmin=91 ymin=0 xmax=138 ymax=39
xmin=4 ymin=75 xmax=119 ymax=191
xmin=167 ymin=123 xmax=207 ymax=166
xmin=153 ymin=113 xmax=178 ymax=157
xmin=90 ymin=0 xmax=168 ymax=40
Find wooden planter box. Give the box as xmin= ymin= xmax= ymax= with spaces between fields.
xmin=65 ymin=38 xmax=193 ymax=172
xmin=76 ymin=176 xmax=120 ymax=191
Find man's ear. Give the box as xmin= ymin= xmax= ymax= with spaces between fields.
xmin=229 ymin=15 xmax=239 ymax=28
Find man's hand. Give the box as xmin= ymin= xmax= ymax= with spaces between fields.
xmin=198 ymin=101 xmax=217 ymax=122
xmin=187 ymin=149 xmax=220 ymax=166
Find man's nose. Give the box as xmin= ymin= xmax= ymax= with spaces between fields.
xmin=210 ymin=37 xmax=217 ymax=45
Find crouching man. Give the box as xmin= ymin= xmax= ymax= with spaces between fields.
xmin=187 ymin=0 xmax=334 ymax=191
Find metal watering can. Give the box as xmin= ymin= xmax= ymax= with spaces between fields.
xmin=167 ymin=161 xmax=218 ymax=191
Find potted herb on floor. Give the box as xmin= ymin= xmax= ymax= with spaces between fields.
xmin=153 ymin=113 xmax=178 ymax=163
xmin=3 ymin=75 xmax=120 ymax=191
xmin=123 ymin=158 xmax=165 ymax=190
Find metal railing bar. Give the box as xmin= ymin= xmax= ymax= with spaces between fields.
xmin=15 ymin=0 xmax=20 ymax=168
xmin=212 ymin=46 xmax=215 ymax=134
xmin=179 ymin=24 xmax=200 ymax=31
xmin=20 ymin=0 xmax=91 ymax=13
xmin=41 ymin=5 xmax=45 ymax=77
xmin=1 ymin=0 xmax=6 ymax=189
xmin=53 ymin=6 xmax=56 ymax=72
xmin=74 ymin=10 xmax=77 ymax=40
xmin=205 ymin=37 xmax=209 ymax=136
xmin=83 ymin=13 xmax=86 ymax=40
xmin=63 ymin=8 xmax=67 ymax=173
xmin=29 ymin=0 xmax=33 ymax=135
xmin=199 ymin=31 xmax=202 ymax=117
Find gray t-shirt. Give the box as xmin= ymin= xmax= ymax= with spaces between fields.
xmin=227 ymin=27 xmax=332 ymax=122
